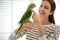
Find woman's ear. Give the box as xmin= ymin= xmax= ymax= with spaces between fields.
xmin=50 ymin=11 xmax=54 ymax=15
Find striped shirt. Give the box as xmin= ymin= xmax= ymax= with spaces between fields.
xmin=8 ymin=22 xmax=60 ymax=40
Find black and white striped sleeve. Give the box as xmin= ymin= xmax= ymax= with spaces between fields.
xmin=39 ymin=34 xmax=48 ymax=40
xmin=8 ymin=27 xmax=27 ymax=40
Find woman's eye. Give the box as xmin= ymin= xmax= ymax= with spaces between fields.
xmin=44 ymin=6 xmax=49 ymax=9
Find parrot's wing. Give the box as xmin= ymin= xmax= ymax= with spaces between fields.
xmin=17 ymin=3 xmax=35 ymax=33
xmin=19 ymin=3 xmax=35 ymax=24
xmin=18 ymin=10 xmax=32 ymax=30
xmin=19 ymin=10 xmax=32 ymax=24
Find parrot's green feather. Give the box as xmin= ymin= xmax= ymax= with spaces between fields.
xmin=19 ymin=10 xmax=32 ymax=23
xmin=18 ymin=17 xmax=30 ymax=30
xmin=18 ymin=3 xmax=35 ymax=30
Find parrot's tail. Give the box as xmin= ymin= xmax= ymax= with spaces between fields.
xmin=16 ymin=24 xmax=22 ymax=34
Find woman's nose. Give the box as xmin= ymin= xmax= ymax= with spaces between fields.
xmin=38 ymin=7 xmax=45 ymax=13
xmin=40 ymin=7 xmax=45 ymax=11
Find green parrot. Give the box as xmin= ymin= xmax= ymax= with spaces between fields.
xmin=18 ymin=3 xmax=36 ymax=30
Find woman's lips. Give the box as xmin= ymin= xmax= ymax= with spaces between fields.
xmin=40 ymin=12 xmax=45 ymax=14
xmin=39 ymin=11 xmax=45 ymax=14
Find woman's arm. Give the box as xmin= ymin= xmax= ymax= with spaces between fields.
xmin=32 ymin=12 xmax=44 ymax=37
xmin=8 ymin=24 xmax=27 ymax=40
xmin=32 ymin=13 xmax=48 ymax=40
xmin=8 ymin=21 xmax=32 ymax=40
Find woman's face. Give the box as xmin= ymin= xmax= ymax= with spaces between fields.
xmin=38 ymin=1 xmax=52 ymax=18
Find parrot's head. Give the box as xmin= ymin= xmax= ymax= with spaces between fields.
xmin=28 ymin=3 xmax=36 ymax=10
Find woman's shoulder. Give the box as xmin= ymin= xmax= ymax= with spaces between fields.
xmin=43 ymin=23 xmax=60 ymax=29
xmin=54 ymin=24 xmax=60 ymax=35
xmin=48 ymin=23 xmax=60 ymax=27
xmin=54 ymin=24 xmax=60 ymax=28
xmin=51 ymin=23 xmax=60 ymax=29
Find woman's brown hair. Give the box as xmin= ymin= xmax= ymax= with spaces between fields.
xmin=42 ymin=0 xmax=56 ymax=24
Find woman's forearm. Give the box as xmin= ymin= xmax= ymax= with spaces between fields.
xmin=37 ymin=24 xmax=44 ymax=37
xmin=32 ymin=13 xmax=44 ymax=37
xmin=36 ymin=21 xmax=44 ymax=37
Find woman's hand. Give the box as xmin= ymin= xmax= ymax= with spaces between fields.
xmin=32 ymin=11 xmax=44 ymax=37
xmin=24 ymin=21 xmax=32 ymax=29
xmin=32 ymin=11 xmax=42 ymax=26
xmin=15 ymin=21 xmax=32 ymax=34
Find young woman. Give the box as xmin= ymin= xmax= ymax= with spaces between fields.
xmin=8 ymin=0 xmax=60 ymax=40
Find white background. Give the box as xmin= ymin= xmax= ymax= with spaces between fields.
xmin=0 ymin=0 xmax=60 ymax=40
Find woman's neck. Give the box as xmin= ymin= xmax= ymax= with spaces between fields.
xmin=40 ymin=17 xmax=51 ymax=25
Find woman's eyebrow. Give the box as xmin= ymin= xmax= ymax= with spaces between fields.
xmin=45 ymin=5 xmax=49 ymax=9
